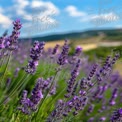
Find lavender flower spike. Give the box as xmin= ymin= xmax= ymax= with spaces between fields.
xmin=6 ymin=19 xmax=22 ymax=50
xmin=65 ymin=59 xmax=81 ymax=98
xmin=0 ymin=37 xmax=5 ymax=49
xmin=57 ymin=40 xmax=69 ymax=65
xmin=74 ymin=46 xmax=82 ymax=56
xmin=109 ymin=88 xmax=118 ymax=106
xmin=30 ymin=79 xmax=43 ymax=111
xmin=52 ymin=44 xmax=59 ymax=55
xmin=111 ymin=108 xmax=122 ymax=122
xmin=25 ymin=41 xmax=45 ymax=74
xmin=18 ymin=90 xmax=31 ymax=114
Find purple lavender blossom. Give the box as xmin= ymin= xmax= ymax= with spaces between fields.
xmin=87 ymin=64 xmax=98 ymax=82
xmin=72 ymin=82 xmax=78 ymax=96
xmin=111 ymin=108 xmax=122 ymax=122
xmin=96 ymin=55 xmax=118 ymax=86
xmin=0 ymin=37 xmax=5 ymax=49
xmin=18 ymin=90 xmax=31 ymax=114
xmin=80 ymin=64 xmax=98 ymax=90
xmin=6 ymin=19 xmax=22 ymax=50
xmin=111 ymin=53 xmax=120 ymax=65
xmin=74 ymin=46 xmax=82 ymax=56
xmin=87 ymin=104 xmax=94 ymax=114
xmin=30 ymin=41 xmax=45 ymax=61
xmin=38 ymin=77 xmax=52 ymax=91
xmin=18 ymin=77 xmax=54 ymax=114
xmin=30 ymin=79 xmax=43 ymax=110
xmin=92 ymin=85 xmax=103 ymax=100
xmin=100 ymin=117 xmax=106 ymax=121
xmin=80 ymin=78 xmax=88 ymax=89
xmin=48 ymin=99 xmax=65 ymax=120
xmin=20 ymin=90 xmax=28 ymax=105
xmin=49 ymin=86 xmax=56 ymax=95
xmin=87 ymin=117 xmax=94 ymax=122
xmin=25 ymin=41 xmax=45 ymax=74
xmin=52 ymin=44 xmax=59 ymax=55
xmin=57 ymin=40 xmax=69 ymax=65
xmin=79 ymin=90 xmax=87 ymax=96
xmin=14 ymin=68 xmax=20 ymax=77
xmin=65 ymin=59 xmax=81 ymax=98
xmin=109 ymin=88 xmax=118 ymax=106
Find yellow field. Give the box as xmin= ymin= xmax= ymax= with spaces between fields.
xmin=45 ymin=40 xmax=98 ymax=51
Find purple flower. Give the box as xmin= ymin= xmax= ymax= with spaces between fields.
xmin=57 ymin=40 xmax=69 ymax=65
xmin=87 ymin=117 xmax=94 ymax=122
xmin=0 ymin=37 xmax=5 ymax=49
xmin=30 ymin=79 xmax=43 ymax=107
xmin=6 ymin=19 xmax=22 ymax=50
xmin=92 ymin=85 xmax=103 ymax=100
xmin=49 ymin=86 xmax=56 ymax=95
xmin=100 ymin=117 xmax=106 ymax=121
xmin=87 ymin=64 xmax=98 ymax=82
xmin=18 ymin=77 xmax=54 ymax=114
xmin=14 ymin=68 xmax=20 ymax=77
xmin=87 ymin=104 xmax=94 ymax=114
xmin=111 ymin=53 xmax=120 ymax=65
xmin=30 ymin=41 xmax=45 ymax=61
xmin=20 ymin=90 xmax=29 ymax=106
xmin=65 ymin=59 xmax=81 ymax=98
xmin=111 ymin=108 xmax=122 ymax=122
xmin=74 ymin=46 xmax=82 ymax=56
xmin=80 ymin=78 xmax=88 ymax=89
xmin=79 ymin=90 xmax=87 ymax=96
xmin=109 ymin=88 xmax=118 ymax=106
xmin=18 ymin=90 xmax=31 ymax=114
xmin=52 ymin=44 xmax=59 ymax=55
xmin=25 ymin=41 xmax=45 ymax=74
xmin=48 ymin=99 xmax=65 ymax=119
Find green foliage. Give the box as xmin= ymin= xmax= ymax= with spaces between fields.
xmin=84 ymin=46 xmax=122 ymax=61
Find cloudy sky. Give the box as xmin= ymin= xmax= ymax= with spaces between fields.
xmin=0 ymin=0 xmax=122 ymax=37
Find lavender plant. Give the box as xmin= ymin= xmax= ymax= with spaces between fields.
xmin=0 ymin=19 xmax=121 ymax=122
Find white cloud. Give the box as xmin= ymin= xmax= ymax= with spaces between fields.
xmin=0 ymin=13 xmax=12 ymax=28
xmin=13 ymin=0 xmax=31 ymax=20
xmin=14 ymin=0 xmax=29 ymax=9
xmin=11 ymin=0 xmax=60 ymax=23
xmin=29 ymin=0 xmax=60 ymax=24
xmin=31 ymin=0 xmax=60 ymax=15
xmin=65 ymin=5 xmax=119 ymax=26
xmin=0 ymin=0 xmax=60 ymax=25
xmin=65 ymin=5 xmax=86 ymax=17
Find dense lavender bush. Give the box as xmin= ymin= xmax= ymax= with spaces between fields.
xmin=0 ymin=19 xmax=122 ymax=122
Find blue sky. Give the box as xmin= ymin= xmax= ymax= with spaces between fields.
xmin=0 ymin=0 xmax=122 ymax=37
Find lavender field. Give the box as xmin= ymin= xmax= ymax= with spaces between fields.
xmin=0 ymin=19 xmax=122 ymax=122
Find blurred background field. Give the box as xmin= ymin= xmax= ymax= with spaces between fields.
xmin=22 ymin=28 xmax=122 ymax=75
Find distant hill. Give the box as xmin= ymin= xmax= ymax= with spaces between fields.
xmin=20 ymin=29 xmax=122 ymax=42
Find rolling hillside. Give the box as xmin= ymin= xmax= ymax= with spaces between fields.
xmin=20 ymin=29 xmax=122 ymax=42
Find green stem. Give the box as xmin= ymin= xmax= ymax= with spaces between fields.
xmin=14 ymin=112 xmax=19 ymax=122
xmin=0 ymin=73 xmax=29 ymax=105
xmin=0 ymin=51 xmax=12 ymax=87
xmin=0 ymin=49 xmax=6 ymax=67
